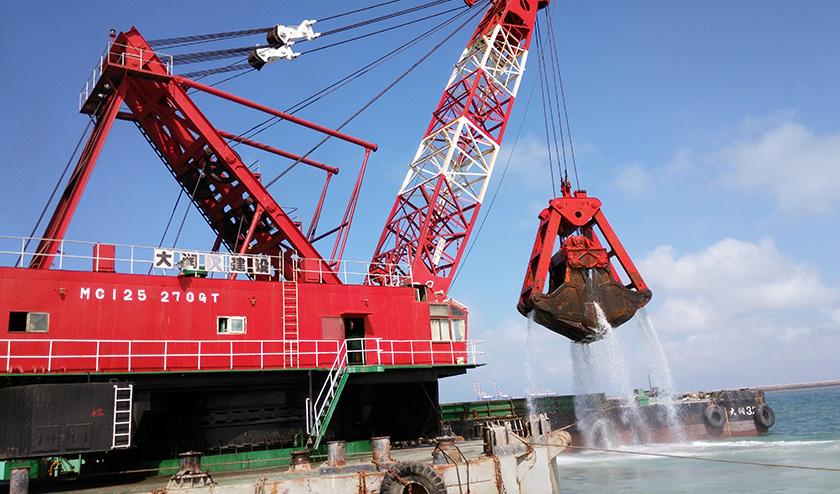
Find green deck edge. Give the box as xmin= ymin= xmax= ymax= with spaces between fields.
xmin=0 ymin=363 xmax=478 ymax=378
xmin=0 ymin=440 xmax=373 ymax=480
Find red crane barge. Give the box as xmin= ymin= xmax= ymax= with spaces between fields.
xmin=0 ymin=0 xmax=650 ymax=474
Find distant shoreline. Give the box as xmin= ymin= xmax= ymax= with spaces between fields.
xmin=753 ymin=380 xmax=840 ymax=392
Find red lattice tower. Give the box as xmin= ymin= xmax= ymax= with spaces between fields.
xmin=370 ymin=0 xmax=546 ymax=299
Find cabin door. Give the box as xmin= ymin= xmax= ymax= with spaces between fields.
xmin=343 ymin=316 xmax=366 ymax=365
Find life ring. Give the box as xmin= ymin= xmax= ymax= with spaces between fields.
xmin=703 ymin=404 xmax=726 ymax=434
xmin=754 ymin=404 xmax=775 ymax=430
xmin=380 ymin=462 xmax=446 ymax=494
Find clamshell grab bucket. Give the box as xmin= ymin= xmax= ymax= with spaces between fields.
xmin=518 ymin=190 xmax=652 ymax=342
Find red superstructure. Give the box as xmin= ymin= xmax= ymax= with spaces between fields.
xmin=1 ymin=0 xmax=549 ymax=460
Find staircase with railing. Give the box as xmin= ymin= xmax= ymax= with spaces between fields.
xmin=305 ymin=341 xmax=349 ymax=449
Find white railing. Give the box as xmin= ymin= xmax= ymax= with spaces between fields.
xmin=79 ymin=41 xmax=174 ymax=110
xmin=307 ymin=340 xmax=349 ymax=436
xmin=0 ymin=235 xmax=409 ymax=286
xmin=296 ymin=257 xmax=412 ymax=286
xmin=0 ymin=338 xmax=483 ymax=374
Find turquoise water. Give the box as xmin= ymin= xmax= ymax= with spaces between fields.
xmin=553 ymin=386 xmax=840 ymax=493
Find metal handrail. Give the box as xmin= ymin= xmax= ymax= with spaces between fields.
xmin=308 ymin=340 xmax=348 ymax=436
xmin=1 ymin=338 xmax=483 ymax=374
xmin=79 ymin=41 xmax=174 ymax=110
xmin=1 ymin=235 xmax=406 ymax=285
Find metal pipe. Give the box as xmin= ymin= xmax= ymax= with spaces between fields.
xmin=217 ymin=130 xmax=340 ymax=175
xmin=174 ymin=76 xmax=378 ymax=151
xmin=307 ymin=173 xmax=334 ymax=240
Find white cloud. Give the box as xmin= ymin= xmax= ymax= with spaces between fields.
xmin=639 ymin=237 xmax=840 ymax=389
xmin=499 ymin=135 xmax=553 ymax=189
xmin=640 ymin=238 xmax=838 ymax=324
xmin=715 ymin=121 xmax=840 ymax=213
xmin=612 ymin=162 xmax=652 ymax=195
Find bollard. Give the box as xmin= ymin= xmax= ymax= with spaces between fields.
xmin=327 ymin=440 xmax=346 ymax=467
xmin=10 ymin=467 xmax=29 ymax=494
xmin=289 ymin=450 xmax=312 ymax=471
xmin=169 ymin=451 xmax=214 ymax=488
xmin=432 ymin=436 xmax=456 ymax=465
xmin=371 ymin=436 xmax=393 ymax=464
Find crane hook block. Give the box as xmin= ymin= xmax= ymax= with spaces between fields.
xmin=248 ymin=20 xmax=320 ymax=70
xmin=517 ymin=190 xmax=651 ymax=342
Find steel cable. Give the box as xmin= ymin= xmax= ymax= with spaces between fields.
xmin=303 ymin=4 xmax=467 ymax=55
xmin=321 ymin=0 xmax=455 ymax=36
xmin=227 ymin=6 xmax=475 ymax=150
xmin=545 ymin=6 xmax=580 ymax=189
xmin=538 ymin=17 xmax=569 ymax=182
xmin=18 ymin=119 xmax=94 ymax=266
xmin=161 ymin=0 xmax=458 ymax=66
xmin=531 ymin=442 xmax=840 ymax=473
xmin=263 ymin=4 xmax=487 ymax=189
xmin=536 ymin=29 xmax=559 ymax=196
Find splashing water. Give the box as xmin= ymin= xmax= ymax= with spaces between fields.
xmin=569 ymin=302 xmax=686 ymax=446
xmin=524 ymin=310 xmax=538 ymax=416
xmin=637 ymin=308 xmax=686 ymax=441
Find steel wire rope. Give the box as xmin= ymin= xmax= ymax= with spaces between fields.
xmin=262 ymin=4 xmax=487 ymax=190
xmin=153 ymin=3 xmax=480 ymax=253
xmin=303 ymin=4 xmax=468 ymax=55
xmin=536 ymin=33 xmax=558 ymax=196
xmin=528 ymin=442 xmax=840 ymax=473
xmin=545 ymin=5 xmax=580 ymax=189
xmin=18 ymin=119 xmax=94 ymax=266
xmin=154 ymin=7 xmax=473 ymax=254
xmin=450 ymin=75 xmax=539 ymax=288
xmin=177 ymin=3 xmax=468 ymax=87
xmin=535 ymin=23 xmax=563 ymax=193
xmin=228 ymin=5 xmax=474 ymax=148
xmin=149 ymin=27 xmax=272 ymax=48
xmin=537 ymin=16 xmax=569 ymax=181
xmin=148 ymin=0 xmax=437 ymax=48
xmin=167 ymin=0 xmax=457 ymax=66
xmin=319 ymin=0 xmax=402 ymax=22
xmin=321 ymin=0 xmax=456 ymax=36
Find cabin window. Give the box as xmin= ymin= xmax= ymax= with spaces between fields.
xmin=429 ymin=304 xmax=466 ymax=342
xmin=431 ymin=318 xmax=466 ymax=342
xmin=431 ymin=318 xmax=450 ymax=342
xmin=8 ymin=311 xmax=49 ymax=333
xmin=217 ymin=316 xmax=246 ymax=334
xmin=452 ymin=319 xmax=466 ymax=341
xmin=429 ymin=304 xmax=449 ymax=317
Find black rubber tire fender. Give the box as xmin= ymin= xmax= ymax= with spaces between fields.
xmin=380 ymin=462 xmax=446 ymax=494
xmin=754 ymin=404 xmax=775 ymax=430
xmin=703 ymin=404 xmax=727 ymax=431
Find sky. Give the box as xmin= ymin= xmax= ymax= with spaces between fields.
xmin=2 ymin=1 xmax=839 ymax=402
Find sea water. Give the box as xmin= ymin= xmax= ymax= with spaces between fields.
xmin=552 ymin=386 xmax=840 ymax=493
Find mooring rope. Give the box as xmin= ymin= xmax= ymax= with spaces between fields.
xmin=527 ymin=441 xmax=840 ymax=473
